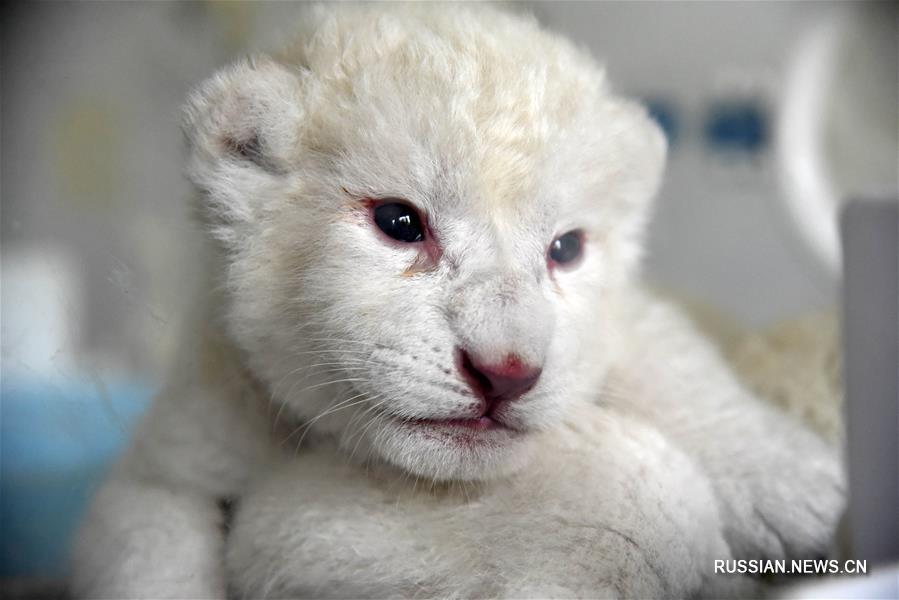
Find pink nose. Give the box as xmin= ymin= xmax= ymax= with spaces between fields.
xmin=458 ymin=350 xmax=542 ymax=404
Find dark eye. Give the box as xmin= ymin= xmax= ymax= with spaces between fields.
xmin=548 ymin=230 xmax=583 ymax=265
xmin=373 ymin=202 xmax=425 ymax=243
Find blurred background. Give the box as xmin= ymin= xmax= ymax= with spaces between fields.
xmin=1 ymin=0 xmax=896 ymax=588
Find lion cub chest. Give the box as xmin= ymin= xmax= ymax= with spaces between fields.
xmin=226 ymin=406 xmax=730 ymax=598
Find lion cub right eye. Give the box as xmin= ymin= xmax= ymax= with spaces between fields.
xmin=373 ymin=201 xmax=426 ymax=243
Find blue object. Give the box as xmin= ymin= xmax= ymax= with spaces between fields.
xmin=703 ymin=100 xmax=769 ymax=154
xmin=644 ymin=98 xmax=681 ymax=147
xmin=0 ymin=375 xmax=153 ymax=577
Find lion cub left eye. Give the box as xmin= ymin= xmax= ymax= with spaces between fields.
xmin=373 ymin=202 xmax=425 ymax=243
xmin=548 ymin=230 xmax=583 ymax=266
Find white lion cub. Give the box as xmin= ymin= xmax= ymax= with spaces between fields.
xmin=73 ymin=4 xmax=843 ymax=598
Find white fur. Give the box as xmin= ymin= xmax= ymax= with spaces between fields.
xmin=73 ymin=4 xmax=844 ymax=598
xmin=228 ymin=404 xmax=741 ymax=599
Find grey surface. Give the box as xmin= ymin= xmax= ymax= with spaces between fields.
xmin=841 ymin=200 xmax=899 ymax=565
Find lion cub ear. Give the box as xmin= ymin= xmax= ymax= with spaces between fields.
xmin=182 ymin=56 xmax=304 ymax=225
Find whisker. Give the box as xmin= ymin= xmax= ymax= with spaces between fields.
xmin=270 ymin=365 xmax=369 ymax=431
xmin=287 ymin=390 xmax=381 ymax=450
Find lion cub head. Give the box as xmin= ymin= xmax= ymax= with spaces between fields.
xmin=183 ymin=4 xmax=665 ymax=480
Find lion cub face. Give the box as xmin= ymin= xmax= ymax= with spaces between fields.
xmin=183 ymin=5 xmax=664 ymax=480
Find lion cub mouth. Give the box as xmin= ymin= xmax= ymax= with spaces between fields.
xmin=411 ymin=415 xmax=512 ymax=431
xmin=390 ymin=413 xmax=526 ymax=448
